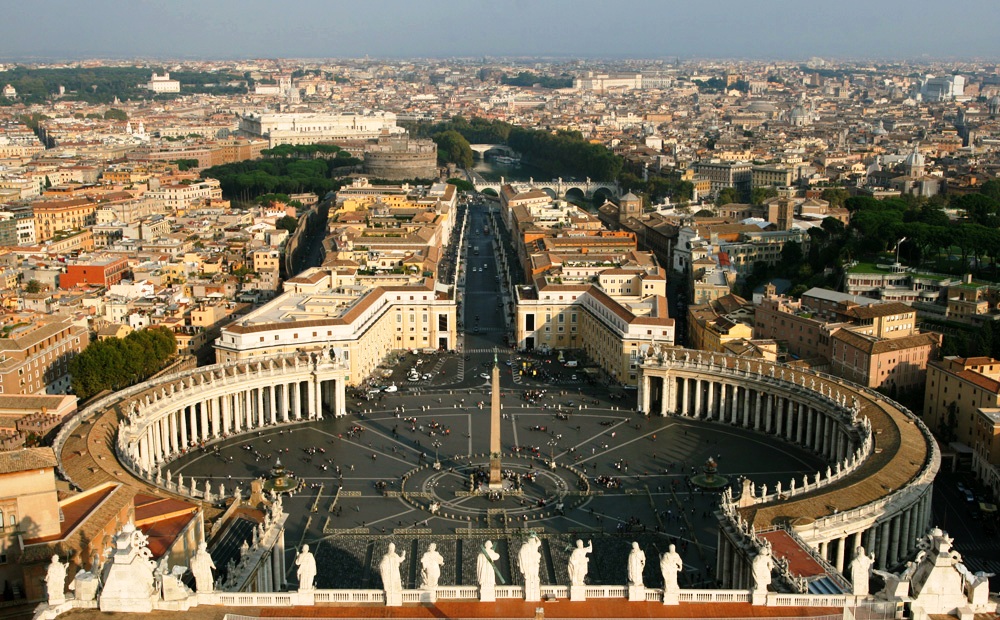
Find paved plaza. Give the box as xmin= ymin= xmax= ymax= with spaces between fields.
xmin=166 ymin=205 xmax=830 ymax=591
xmin=170 ymin=389 xmax=825 ymax=590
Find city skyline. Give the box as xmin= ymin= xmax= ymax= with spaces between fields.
xmin=2 ymin=0 xmax=999 ymax=62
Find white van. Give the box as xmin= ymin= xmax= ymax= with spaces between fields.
xmin=564 ymin=360 xmax=578 ymax=368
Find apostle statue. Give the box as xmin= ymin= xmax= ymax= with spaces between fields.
xmin=660 ymin=544 xmax=683 ymax=594
xmin=752 ymin=545 xmax=774 ymax=593
xmin=379 ymin=543 xmax=406 ymax=594
xmin=419 ymin=543 xmax=444 ymax=590
xmin=295 ymin=544 xmax=317 ymax=591
xmin=567 ymin=539 xmax=593 ymax=586
xmin=518 ymin=534 xmax=542 ymax=600
xmin=849 ymin=546 xmax=875 ymax=596
xmin=190 ymin=541 xmax=217 ymax=593
xmin=45 ymin=555 xmax=67 ymax=605
xmin=627 ymin=542 xmax=646 ymax=587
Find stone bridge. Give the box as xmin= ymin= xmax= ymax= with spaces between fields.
xmin=474 ymin=177 xmax=620 ymax=200
xmin=469 ymin=143 xmax=517 ymax=159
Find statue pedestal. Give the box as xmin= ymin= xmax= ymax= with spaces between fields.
xmin=752 ymin=591 xmax=768 ymax=606
xmin=292 ymin=590 xmax=315 ymax=606
xmin=663 ymin=590 xmax=679 ymax=605
xmin=75 ymin=577 xmax=99 ymax=603
xmin=628 ymin=585 xmax=645 ymax=602
xmin=569 ymin=585 xmax=586 ymax=601
xmin=480 ymin=585 xmax=496 ymax=602
xmin=524 ymin=582 xmax=540 ymax=602
xmin=385 ymin=590 xmax=402 ymax=607
xmin=420 ymin=588 xmax=437 ymax=603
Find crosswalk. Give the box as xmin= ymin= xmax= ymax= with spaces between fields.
xmin=464 ymin=327 xmax=505 ymax=333
xmin=462 ymin=347 xmax=509 ymax=354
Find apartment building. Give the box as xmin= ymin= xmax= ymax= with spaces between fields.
xmin=0 ymin=316 xmax=89 ymax=395
xmin=144 ymin=178 xmax=223 ymax=212
xmin=60 ymin=257 xmax=129 ymax=289
xmin=31 ymin=198 xmax=97 ymax=242
xmin=925 ymin=357 xmax=1000 ymax=448
xmin=693 ymin=160 xmax=752 ymax=195
xmin=754 ymin=289 xmax=939 ymax=390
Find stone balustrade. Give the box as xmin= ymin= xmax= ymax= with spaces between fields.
xmin=35 ymin=583 xmax=868 ymax=619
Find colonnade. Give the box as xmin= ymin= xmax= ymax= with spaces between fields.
xmin=115 ymin=354 xmax=349 ymax=494
xmin=637 ymin=351 xmax=939 ymax=578
xmin=717 ymin=485 xmax=933 ymax=583
xmin=646 ymin=374 xmax=857 ymax=464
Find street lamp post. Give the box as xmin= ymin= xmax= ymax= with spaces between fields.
xmin=894 ymin=237 xmax=908 ymax=266
xmin=432 ymin=440 xmax=442 ymax=470
xmin=547 ymin=439 xmax=558 ymax=469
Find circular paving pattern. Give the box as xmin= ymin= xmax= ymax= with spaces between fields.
xmin=400 ymin=456 xmax=590 ymax=523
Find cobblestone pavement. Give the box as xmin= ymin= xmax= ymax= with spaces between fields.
xmin=170 ymin=392 xmax=825 ymax=589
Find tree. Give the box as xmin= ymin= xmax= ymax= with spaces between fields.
xmin=276 ymin=215 xmax=299 ymax=234
xmin=781 ymin=241 xmax=803 ymax=266
xmin=103 ymin=108 xmax=128 ymax=121
xmin=172 ymin=159 xmax=199 ymax=171
xmin=432 ymin=130 xmax=473 ymax=168
xmin=24 ymin=279 xmax=42 ymax=293
xmin=820 ymin=188 xmax=850 ymax=209
xmin=69 ymin=327 xmax=177 ymax=399
xmin=715 ymin=187 xmax=738 ymax=206
xmin=751 ymin=186 xmax=778 ymax=205
xmin=446 ymin=178 xmax=474 ymax=192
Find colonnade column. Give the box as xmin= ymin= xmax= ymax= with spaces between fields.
xmin=292 ymin=382 xmax=302 ymax=420
xmin=899 ymin=506 xmax=913 ymax=559
xmin=139 ymin=433 xmax=151 ymax=472
xmin=179 ymin=407 xmax=189 ymax=450
xmin=834 ymin=537 xmax=846 ymax=574
xmin=660 ymin=377 xmax=669 ymax=416
xmin=269 ymin=385 xmax=278 ymax=424
xmin=222 ymin=394 xmax=232 ymax=435
xmin=877 ymin=520 xmax=891 ymax=570
xmin=201 ymin=401 xmax=210 ymax=443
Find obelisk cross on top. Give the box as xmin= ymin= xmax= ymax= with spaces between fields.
xmin=488 ymin=352 xmax=503 ymax=489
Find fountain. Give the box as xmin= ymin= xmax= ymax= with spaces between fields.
xmin=690 ymin=456 xmax=729 ymax=489
xmin=262 ymin=457 xmax=300 ymax=494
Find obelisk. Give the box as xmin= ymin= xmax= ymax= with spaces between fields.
xmin=488 ymin=353 xmax=503 ymax=488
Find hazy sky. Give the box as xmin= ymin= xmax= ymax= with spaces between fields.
xmin=2 ymin=0 xmax=998 ymax=61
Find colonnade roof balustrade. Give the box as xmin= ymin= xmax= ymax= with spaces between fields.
xmin=640 ymin=350 xmax=938 ymax=531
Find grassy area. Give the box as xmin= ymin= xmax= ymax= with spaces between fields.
xmin=847 ymin=261 xmax=894 ymax=274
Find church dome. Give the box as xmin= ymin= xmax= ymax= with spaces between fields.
xmin=904 ymin=147 xmax=925 ymax=169
xmin=989 ymin=95 xmax=1000 ymax=115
